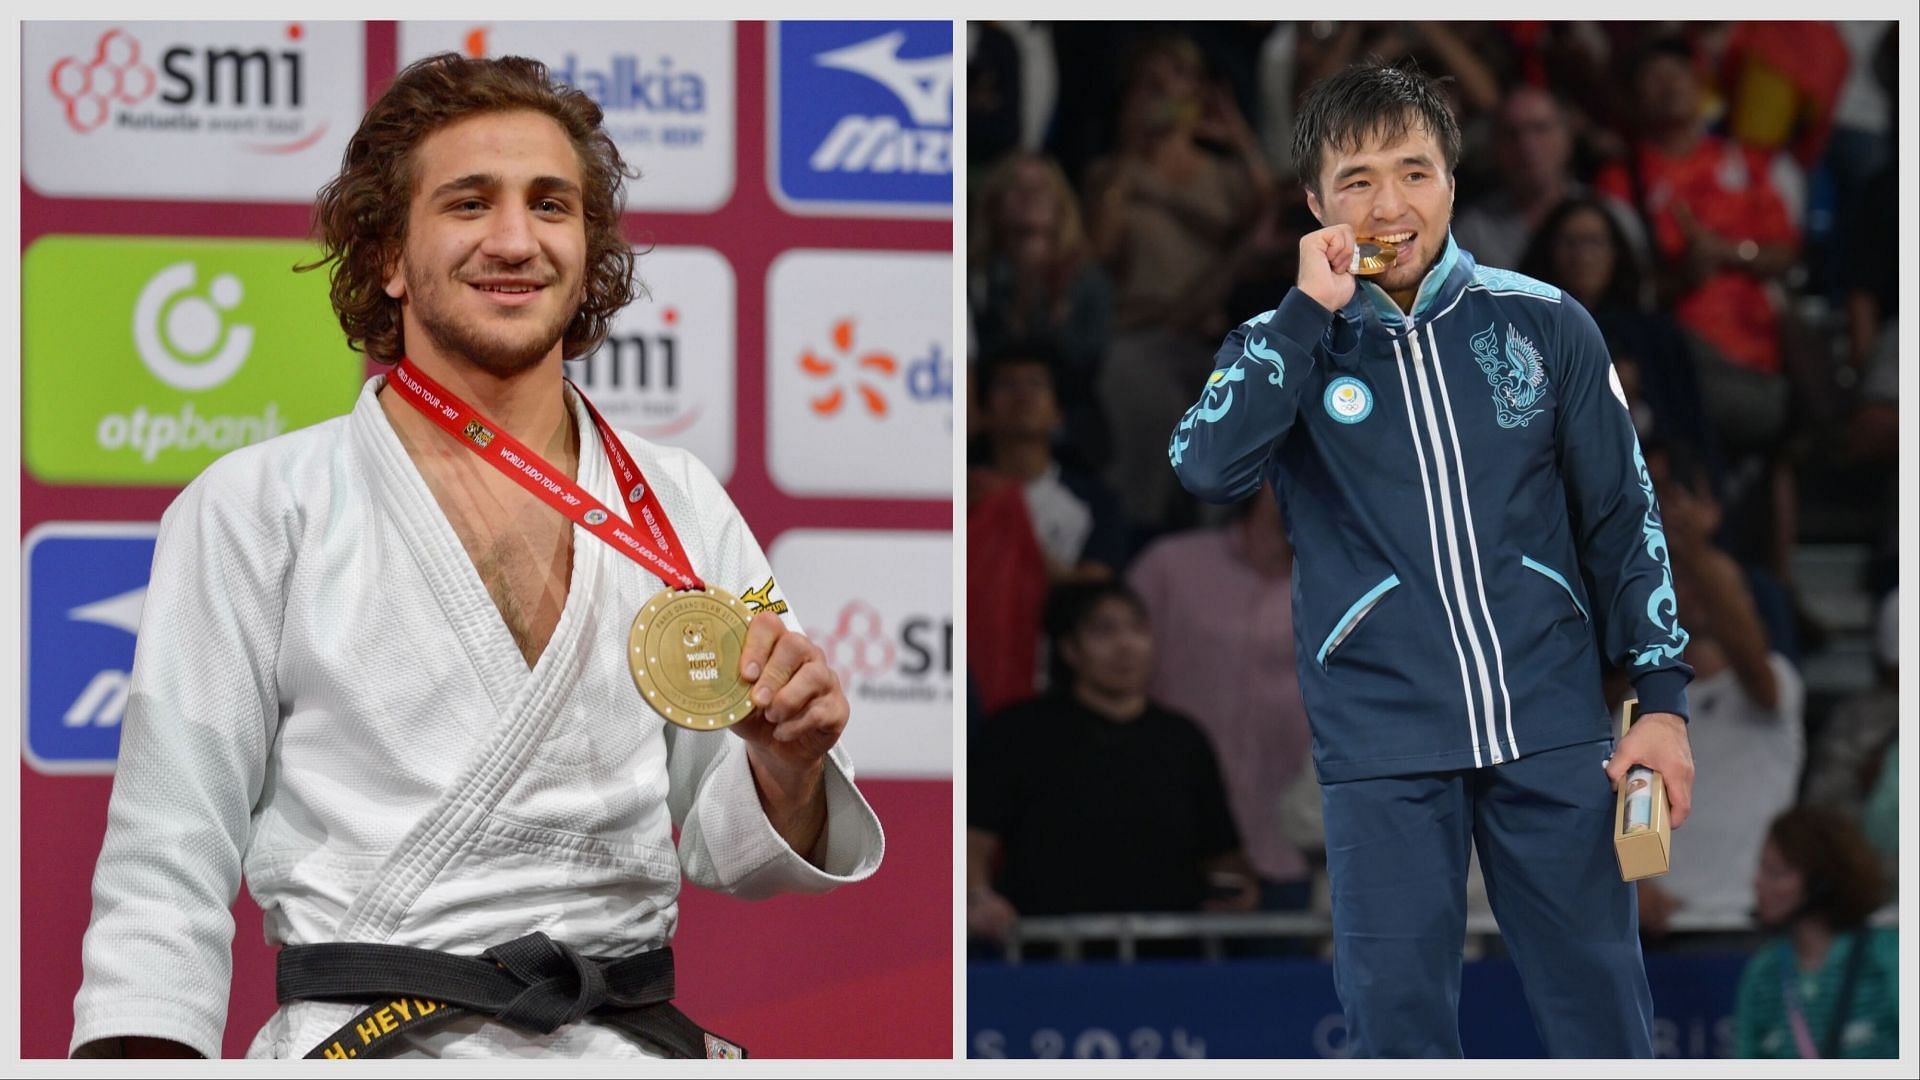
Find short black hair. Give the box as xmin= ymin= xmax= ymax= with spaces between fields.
xmin=1043 ymin=581 xmax=1148 ymax=686
xmin=976 ymin=342 xmax=1061 ymax=397
xmin=1291 ymin=59 xmax=1461 ymax=198
xmin=1632 ymin=34 xmax=1697 ymax=78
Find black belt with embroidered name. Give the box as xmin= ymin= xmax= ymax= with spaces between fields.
xmin=276 ymin=932 xmax=746 ymax=1059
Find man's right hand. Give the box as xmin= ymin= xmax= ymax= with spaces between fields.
xmin=1298 ymin=224 xmax=1359 ymax=312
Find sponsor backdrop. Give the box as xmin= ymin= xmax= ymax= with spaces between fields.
xmin=19 ymin=20 xmax=952 ymax=1059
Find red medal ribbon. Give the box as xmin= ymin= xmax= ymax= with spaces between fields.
xmin=388 ymin=357 xmax=703 ymax=591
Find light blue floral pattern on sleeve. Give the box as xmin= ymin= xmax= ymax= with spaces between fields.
xmin=1169 ymin=309 xmax=1283 ymax=467
xmin=1628 ymin=438 xmax=1691 ymax=666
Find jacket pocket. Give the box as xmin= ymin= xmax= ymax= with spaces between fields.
xmin=1522 ymin=555 xmax=1588 ymax=622
xmin=1317 ymin=574 xmax=1400 ymax=668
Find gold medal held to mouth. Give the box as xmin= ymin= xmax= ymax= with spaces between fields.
xmin=1352 ymin=238 xmax=1399 ymax=276
xmin=630 ymin=587 xmax=756 ymax=731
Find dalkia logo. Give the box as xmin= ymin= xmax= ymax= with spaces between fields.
xmin=23 ymin=236 xmax=361 ymax=486
xmin=800 ymin=319 xmax=895 ymax=417
xmin=464 ymin=27 xmax=708 ymax=141
xmin=814 ymin=600 xmax=952 ymax=704
xmin=799 ymin=319 xmax=949 ymax=419
xmin=46 ymin=24 xmax=323 ymax=152
xmin=809 ymin=30 xmax=950 ymax=175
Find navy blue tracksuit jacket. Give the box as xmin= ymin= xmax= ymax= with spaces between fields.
xmin=1170 ymin=236 xmax=1693 ymax=783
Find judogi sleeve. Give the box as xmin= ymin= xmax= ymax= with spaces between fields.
xmin=71 ymin=464 xmax=288 ymax=1058
xmin=664 ymin=459 xmax=885 ymax=899
xmin=1169 ymin=290 xmax=1332 ymax=502
xmin=1553 ymin=297 xmax=1694 ymax=718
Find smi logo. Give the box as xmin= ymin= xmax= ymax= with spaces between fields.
xmin=574 ymin=307 xmax=700 ymax=437
xmin=799 ymin=318 xmax=951 ymax=419
xmin=813 ymin=600 xmax=952 ymax=695
xmin=47 ymin=28 xmax=154 ymax=132
xmin=47 ymin=24 xmax=322 ymax=151
xmin=810 ymin=30 xmax=951 ymax=175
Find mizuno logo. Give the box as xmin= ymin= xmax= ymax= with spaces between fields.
xmin=814 ymin=31 xmax=951 ymax=126
xmin=68 ymin=585 xmax=146 ymax=635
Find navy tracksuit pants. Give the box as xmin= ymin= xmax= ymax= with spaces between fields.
xmin=1320 ymin=738 xmax=1654 ymax=1058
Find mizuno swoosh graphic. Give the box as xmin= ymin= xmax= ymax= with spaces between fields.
xmin=69 ymin=586 xmax=146 ymax=635
xmin=814 ymin=31 xmax=952 ymax=126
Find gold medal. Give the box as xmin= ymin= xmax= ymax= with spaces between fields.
xmin=1352 ymin=238 xmax=1399 ymax=276
xmin=629 ymin=587 xmax=756 ymax=731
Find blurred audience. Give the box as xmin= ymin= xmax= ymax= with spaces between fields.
xmin=1127 ymin=486 xmax=1315 ymax=910
xmin=1735 ymin=807 xmax=1897 ymax=1058
xmin=970 ymin=152 xmax=1116 ymax=468
xmin=1519 ymin=197 xmax=1708 ymax=456
xmin=1636 ymin=443 xmax=1804 ymax=935
xmin=1596 ymin=36 xmax=1799 ymax=446
xmin=1083 ymin=32 xmax=1279 ymax=529
xmin=968 ymin=582 xmax=1254 ymax=945
xmin=1597 ymin=34 xmax=1811 ymax=609
xmin=967 ymin=347 xmax=1128 ymax=715
xmin=1802 ymin=589 xmax=1899 ymax=892
xmin=1455 ymin=85 xmax=1589 ymax=271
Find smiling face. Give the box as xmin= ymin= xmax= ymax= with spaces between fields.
xmin=1306 ymin=120 xmax=1456 ymax=303
xmin=1059 ymin=594 xmax=1155 ymax=699
xmin=384 ymin=108 xmax=588 ymax=376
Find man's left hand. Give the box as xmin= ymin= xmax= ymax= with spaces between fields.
xmin=735 ymin=611 xmax=848 ymax=777
xmin=731 ymin=612 xmax=846 ymax=860
xmin=1604 ymin=711 xmax=1694 ymax=828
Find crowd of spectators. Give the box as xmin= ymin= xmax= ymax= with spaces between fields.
xmin=964 ymin=22 xmax=1900 ymax=1052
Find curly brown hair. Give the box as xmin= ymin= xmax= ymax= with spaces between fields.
xmin=1767 ymin=805 xmax=1887 ymax=930
xmin=300 ymin=53 xmax=637 ymax=363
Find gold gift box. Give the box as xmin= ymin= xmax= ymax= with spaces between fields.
xmin=1612 ymin=697 xmax=1672 ymax=881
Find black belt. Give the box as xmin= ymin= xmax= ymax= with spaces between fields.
xmin=276 ymin=933 xmax=746 ymax=1059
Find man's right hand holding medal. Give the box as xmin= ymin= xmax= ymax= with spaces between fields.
xmin=1298 ymin=223 xmax=1361 ymax=312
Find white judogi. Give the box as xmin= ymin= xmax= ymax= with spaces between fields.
xmin=71 ymin=377 xmax=885 ymax=1058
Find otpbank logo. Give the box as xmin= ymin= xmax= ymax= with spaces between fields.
xmin=23 ymin=236 xmax=363 ymax=487
xmin=399 ymin=21 xmax=735 ymax=212
xmin=24 ymin=22 xmax=361 ymax=201
xmin=769 ymin=21 xmax=952 ymax=217
xmin=767 ymin=250 xmax=951 ymax=498
xmin=22 ymin=523 xmax=159 ymax=774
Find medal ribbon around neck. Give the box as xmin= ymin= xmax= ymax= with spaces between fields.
xmin=388 ymin=357 xmax=703 ymax=591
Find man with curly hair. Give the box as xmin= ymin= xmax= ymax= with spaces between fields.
xmin=72 ymin=53 xmax=883 ymax=1060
